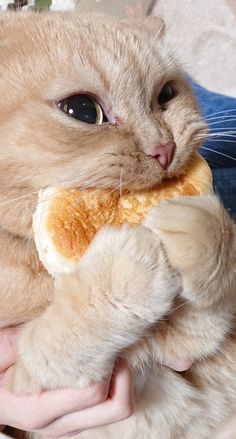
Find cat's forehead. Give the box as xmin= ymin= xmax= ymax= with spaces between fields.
xmin=0 ymin=12 xmax=179 ymax=104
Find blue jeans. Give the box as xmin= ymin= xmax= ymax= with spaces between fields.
xmin=189 ymin=80 xmax=236 ymax=219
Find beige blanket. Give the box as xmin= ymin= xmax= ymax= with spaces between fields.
xmin=152 ymin=0 xmax=236 ymax=97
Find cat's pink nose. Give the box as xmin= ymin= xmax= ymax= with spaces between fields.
xmin=151 ymin=142 xmax=175 ymax=170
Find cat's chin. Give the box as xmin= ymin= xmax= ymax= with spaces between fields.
xmin=125 ymin=177 xmax=165 ymax=192
xmin=118 ymin=168 xmax=172 ymax=192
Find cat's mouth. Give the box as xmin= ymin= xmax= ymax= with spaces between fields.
xmin=101 ymin=152 xmax=173 ymax=192
xmin=86 ymin=140 xmax=195 ymax=193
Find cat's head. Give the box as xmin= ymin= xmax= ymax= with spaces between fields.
xmin=0 ymin=12 xmax=206 ymax=236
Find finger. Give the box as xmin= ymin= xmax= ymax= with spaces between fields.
xmin=162 ymin=355 xmax=194 ymax=372
xmin=0 ymin=327 xmax=22 ymax=372
xmin=0 ymin=376 xmax=111 ymax=432
xmin=39 ymin=359 xmax=133 ymax=438
xmin=214 ymin=415 xmax=236 ymax=439
xmin=109 ymin=358 xmax=134 ymax=406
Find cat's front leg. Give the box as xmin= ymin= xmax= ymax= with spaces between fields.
xmin=7 ymin=224 xmax=180 ymax=393
xmin=143 ymin=195 xmax=236 ymax=367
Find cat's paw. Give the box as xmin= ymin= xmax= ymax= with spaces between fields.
xmin=64 ymin=225 xmax=180 ymax=324
xmin=144 ymin=195 xmax=235 ymax=302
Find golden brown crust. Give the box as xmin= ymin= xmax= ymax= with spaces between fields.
xmin=44 ymin=153 xmax=212 ymax=262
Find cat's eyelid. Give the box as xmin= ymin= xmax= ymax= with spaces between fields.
xmin=45 ymin=79 xmax=90 ymax=101
xmin=154 ymin=69 xmax=183 ymax=94
xmin=44 ymin=78 xmax=105 ymax=104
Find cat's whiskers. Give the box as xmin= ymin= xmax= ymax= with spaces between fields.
xmin=56 ymin=172 xmax=111 ymax=190
xmin=204 ymin=108 xmax=236 ymax=120
xmin=34 ymin=181 xmax=113 ymax=219
xmin=195 ymin=136 xmax=236 ymax=145
xmin=204 ymin=138 xmax=236 ymax=144
xmin=209 ymin=132 xmax=236 ymax=139
xmin=193 ymin=128 xmax=236 ymax=161
xmin=170 ymin=298 xmax=190 ymax=314
xmin=195 ymin=131 xmax=236 ymax=140
xmin=0 ymin=172 xmax=113 ymax=210
xmin=119 ymin=167 xmax=124 ymax=198
xmin=199 ymin=146 xmax=236 ymax=162
xmin=206 ymin=117 xmax=236 ymax=124
xmin=34 ymin=177 xmax=133 ymax=223
xmin=0 ymin=189 xmax=40 ymax=208
xmin=0 ymin=175 xmax=86 ymax=209
xmin=195 ymin=130 xmax=236 ymax=138
xmin=203 ymin=131 xmax=236 ymax=139
xmin=207 ymin=133 xmax=236 ymax=139
xmin=107 ymin=179 xmax=127 ymax=196
xmin=207 ymin=127 xmax=236 ymax=132
xmin=155 ymin=19 xmax=166 ymax=40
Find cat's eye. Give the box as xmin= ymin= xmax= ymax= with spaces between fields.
xmin=57 ymin=94 xmax=107 ymax=125
xmin=158 ymin=83 xmax=174 ymax=106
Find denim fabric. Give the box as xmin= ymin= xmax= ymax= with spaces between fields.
xmin=188 ymin=80 xmax=236 ymax=219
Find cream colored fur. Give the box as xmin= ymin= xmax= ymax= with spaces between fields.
xmin=0 ymin=11 xmax=236 ymax=439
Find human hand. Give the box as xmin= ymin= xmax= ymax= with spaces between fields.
xmin=214 ymin=416 xmax=236 ymax=439
xmin=0 ymin=326 xmax=21 ymax=373
xmin=0 ymin=327 xmax=133 ymax=437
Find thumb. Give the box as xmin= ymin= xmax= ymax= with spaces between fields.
xmin=0 ymin=326 xmax=22 ymax=372
xmin=162 ymin=354 xmax=194 ymax=372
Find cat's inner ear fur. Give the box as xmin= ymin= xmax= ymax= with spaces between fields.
xmin=142 ymin=16 xmax=166 ymax=37
xmin=0 ymin=11 xmax=17 ymax=41
xmin=124 ymin=16 xmax=165 ymax=39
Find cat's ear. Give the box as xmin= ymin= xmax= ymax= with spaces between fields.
xmin=142 ymin=16 xmax=166 ymax=38
xmin=0 ymin=12 xmax=14 ymax=37
xmin=0 ymin=15 xmax=7 ymax=45
xmin=123 ymin=16 xmax=165 ymax=39
xmin=0 ymin=13 xmax=5 ymax=29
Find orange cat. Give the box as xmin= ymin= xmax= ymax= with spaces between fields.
xmin=0 ymin=11 xmax=236 ymax=439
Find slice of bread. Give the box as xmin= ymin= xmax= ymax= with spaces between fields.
xmin=33 ymin=153 xmax=212 ymax=276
